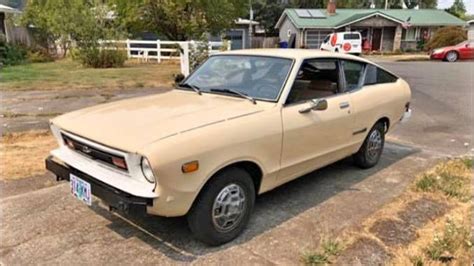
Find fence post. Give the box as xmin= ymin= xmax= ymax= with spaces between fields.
xmin=156 ymin=39 xmax=161 ymax=63
xmin=126 ymin=39 xmax=131 ymax=59
xmin=180 ymin=42 xmax=190 ymax=77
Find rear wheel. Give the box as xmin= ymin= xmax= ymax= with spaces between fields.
xmin=187 ymin=167 xmax=255 ymax=246
xmin=353 ymin=122 xmax=385 ymax=169
xmin=445 ymin=51 xmax=458 ymax=62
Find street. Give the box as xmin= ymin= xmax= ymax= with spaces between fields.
xmin=0 ymin=60 xmax=473 ymax=264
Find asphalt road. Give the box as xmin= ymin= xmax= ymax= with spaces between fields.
xmin=1 ymin=61 xmax=473 ymax=265
xmin=382 ymin=61 xmax=473 ymax=155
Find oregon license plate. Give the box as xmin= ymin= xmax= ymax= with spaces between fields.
xmin=70 ymin=174 xmax=92 ymax=206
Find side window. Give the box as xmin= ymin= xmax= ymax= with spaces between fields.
xmin=364 ymin=64 xmax=398 ymax=85
xmin=286 ymin=59 xmax=340 ymax=104
xmin=342 ymin=60 xmax=365 ymax=91
xmin=343 ymin=33 xmax=360 ymax=40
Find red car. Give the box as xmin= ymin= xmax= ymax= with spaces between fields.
xmin=430 ymin=40 xmax=474 ymax=62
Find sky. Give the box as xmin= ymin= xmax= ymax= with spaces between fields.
xmin=437 ymin=0 xmax=474 ymax=14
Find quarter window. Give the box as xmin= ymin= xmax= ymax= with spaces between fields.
xmin=286 ymin=59 xmax=341 ymax=104
xmin=342 ymin=60 xmax=365 ymax=91
xmin=364 ymin=64 xmax=398 ymax=85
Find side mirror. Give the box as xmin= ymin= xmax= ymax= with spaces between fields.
xmin=174 ymin=73 xmax=185 ymax=84
xmin=299 ymin=99 xmax=328 ymax=113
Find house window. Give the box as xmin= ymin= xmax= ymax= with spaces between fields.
xmin=402 ymin=28 xmax=417 ymax=41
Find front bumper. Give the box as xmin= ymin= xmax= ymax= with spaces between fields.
xmin=430 ymin=53 xmax=445 ymax=60
xmin=45 ymin=156 xmax=153 ymax=215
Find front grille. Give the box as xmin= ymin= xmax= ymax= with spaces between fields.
xmin=61 ymin=133 xmax=127 ymax=171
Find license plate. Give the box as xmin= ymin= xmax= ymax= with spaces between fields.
xmin=70 ymin=174 xmax=92 ymax=206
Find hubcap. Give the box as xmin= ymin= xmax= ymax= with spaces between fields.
xmin=447 ymin=52 xmax=457 ymax=62
xmin=367 ymin=130 xmax=382 ymax=161
xmin=212 ymin=183 xmax=246 ymax=232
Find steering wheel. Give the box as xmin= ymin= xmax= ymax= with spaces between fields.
xmin=251 ymin=83 xmax=279 ymax=99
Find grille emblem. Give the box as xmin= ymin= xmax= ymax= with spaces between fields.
xmin=81 ymin=145 xmax=91 ymax=154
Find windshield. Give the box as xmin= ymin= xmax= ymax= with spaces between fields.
xmin=183 ymin=55 xmax=293 ymax=101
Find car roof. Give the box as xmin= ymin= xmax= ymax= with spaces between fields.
xmin=217 ymin=49 xmax=371 ymax=63
xmin=215 ymin=49 xmax=400 ymax=78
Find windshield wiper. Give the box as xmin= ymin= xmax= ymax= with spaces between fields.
xmin=178 ymin=83 xmax=202 ymax=95
xmin=210 ymin=88 xmax=256 ymax=104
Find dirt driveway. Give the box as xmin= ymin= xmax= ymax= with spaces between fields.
xmin=0 ymin=61 xmax=472 ymax=264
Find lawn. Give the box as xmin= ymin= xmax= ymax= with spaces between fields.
xmin=0 ymin=59 xmax=180 ymax=91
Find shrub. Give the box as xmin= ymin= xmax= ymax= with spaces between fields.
xmin=76 ymin=48 xmax=127 ymax=68
xmin=425 ymin=26 xmax=467 ymax=50
xmin=0 ymin=34 xmax=28 ymax=66
xmin=27 ymin=49 xmax=54 ymax=63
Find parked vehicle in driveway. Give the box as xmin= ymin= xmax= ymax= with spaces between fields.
xmin=430 ymin=40 xmax=474 ymax=62
xmin=320 ymin=31 xmax=362 ymax=55
xmin=45 ymin=49 xmax=411 ymax=245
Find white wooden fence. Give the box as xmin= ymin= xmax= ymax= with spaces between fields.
xmin=101 ymin=39 xmax=230 ymax=76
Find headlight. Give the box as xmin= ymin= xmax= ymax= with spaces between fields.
xmin=141 ymin=157 xmax=156 ymax=183
xmin=433 ymin=49 xmax=444 ymax=54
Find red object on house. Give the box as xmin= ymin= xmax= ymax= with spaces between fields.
xmin=362 ymin=38 xmax=371 ymax=51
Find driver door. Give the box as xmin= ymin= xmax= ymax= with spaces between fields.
xmin=459 ymin=41 xmax=474 ymax=59
xmin=278 ymin=59 xmax=354 ymax=182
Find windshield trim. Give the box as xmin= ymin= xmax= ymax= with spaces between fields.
xmin=178 ymin=54 xmax=296 ymax=103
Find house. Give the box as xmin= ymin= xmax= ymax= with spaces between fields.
xmin=275 ymin=1 xmax=466 ymax=51
xmin=221 ymin=18 xmax=264 ymax=50
xmin=468 ymin=20 xmax=474 ymax=41
xmin=0 ymin=4 xmax=21 ymax=42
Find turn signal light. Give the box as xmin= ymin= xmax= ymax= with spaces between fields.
xmin=182 ymin=161 xmax=199 ymax=173
xmin=112 ymin=157 xmax=127 ymax=170
xmin=65 ymin=139 xmax=75 ymax=149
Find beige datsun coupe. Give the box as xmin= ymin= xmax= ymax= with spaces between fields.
xmin=46 ymin=49 xmax=411 ymax=245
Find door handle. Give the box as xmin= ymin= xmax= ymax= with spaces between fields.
xmin=339 ymin=102 xmax=350 ymax=109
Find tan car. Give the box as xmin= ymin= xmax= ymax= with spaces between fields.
xmin=46 ymin=49 xmax=411 ymax=245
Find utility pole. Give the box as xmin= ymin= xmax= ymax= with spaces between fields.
xmin=385 ymin=0 xmax=388 ymax=9
xmin=249 ymin=0 xmax=253 ymax=49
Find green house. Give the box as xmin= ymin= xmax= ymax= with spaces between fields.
xmin=275 ymin=6 xmax=466 ymax=51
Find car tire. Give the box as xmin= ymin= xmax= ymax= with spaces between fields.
xmin=187 ymin=167 xmax=255 ymax=246
xmin=445 ymin=51 xmax=458 ymax=62
xmin=353 ymin=122 xmax=385 ymax=169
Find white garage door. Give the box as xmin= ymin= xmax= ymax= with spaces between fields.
xmin=306 ymin=30 xmax=333 ymax=49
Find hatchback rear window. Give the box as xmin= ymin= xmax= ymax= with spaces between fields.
xmin=343 ymin=33 xmax=360 ymax=40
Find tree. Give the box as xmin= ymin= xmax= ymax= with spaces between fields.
xmin=445 ymin=0 xmax=466 ymax=19
xmin=113 ymin=0 xmax=247 ymax=41
xmin=425 ymin=26 xmax=466 ymax=50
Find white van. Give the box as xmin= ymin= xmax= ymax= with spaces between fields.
xmin=320 ymin=32 xmax=362 ymax=55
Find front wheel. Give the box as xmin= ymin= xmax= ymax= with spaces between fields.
xmin=187 ymin=167 xmax=255 ymax=246
xmin=353 ymin=122 xmax=385 ymax=169
xmin=445 ymin=51 xmax=458 ymax=62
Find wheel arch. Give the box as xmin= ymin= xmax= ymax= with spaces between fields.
xmin=376 ymin=116 xmax=390 ymax=133
xmin=192 ymin=159 xmax=264 ymax=207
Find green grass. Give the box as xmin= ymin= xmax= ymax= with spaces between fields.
xmin=0 ymin=59 xmax=179 ymax=91
xmin=425 ymin=218 xmax=471 ymax=262
xmin=414 ymin=159 xmax=471 ymax=202
xmin=303 ymin=239 xmax=342 ymax=265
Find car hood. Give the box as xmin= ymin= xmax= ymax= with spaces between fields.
xmin=52 ymin=90 xmax=271 ymax=152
